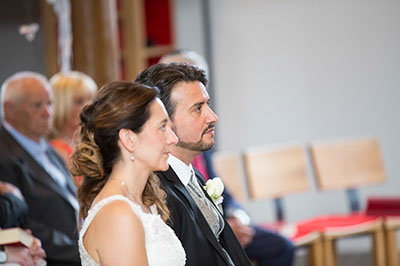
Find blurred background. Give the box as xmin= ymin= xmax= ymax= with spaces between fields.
xmin=1 ymin=0 xmax=399 ymax=264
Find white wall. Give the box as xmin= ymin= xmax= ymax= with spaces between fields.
xmin=174 ymin=0 xmax=400 ymax=251
xmin=210 ymin=0 xmax=400 ymax=220
xmin=173 ymin=0 xmax=205 ymax=56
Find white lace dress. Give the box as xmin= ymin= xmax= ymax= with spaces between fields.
xmin=79 ymin=195 xmax=186 ymax=266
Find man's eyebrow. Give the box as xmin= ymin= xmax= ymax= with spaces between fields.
xmin=191 ymin=97 xmax=211 ymax=109
xmin=191 ymin=101 xmax=205 ymax=109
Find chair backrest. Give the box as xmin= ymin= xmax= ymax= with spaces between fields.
xmin=310 ymin=137 xmax=386 ymax=191
xmin=213 ymin=151 xmax=247 ymax=202
xmin=243 ymin=145 xmax=310 ymax=200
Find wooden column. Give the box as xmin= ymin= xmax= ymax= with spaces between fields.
xmin=71 ymin=0 xmax=120 ymax=87
xmin=40 ymin=1 xmax=58 ymax=78
xmin=41 ymin=0 xmax=120 ymax=85
xmin=119 ymin=0 xmax=147 ymax=80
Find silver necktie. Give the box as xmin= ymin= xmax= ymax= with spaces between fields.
xmin=187 ymin=171 xmax=235 ymax=266
xmin=187 ymin=170 xmax=223 ymax=237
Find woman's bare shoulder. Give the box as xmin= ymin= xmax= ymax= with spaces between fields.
xmin=94 ymin=199 xmax=142 ymax=229
xmin=85 ymin=200 xmax=148 ymax=265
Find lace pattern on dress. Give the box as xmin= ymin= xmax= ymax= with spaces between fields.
xmin=79 ymin=195 xmax=186 ymax=266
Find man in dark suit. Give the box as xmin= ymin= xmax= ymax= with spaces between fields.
xmin=160 ymin=50 xmax=294 ymax=265
xmin=136 ymin=63 xmax=251 ymax=266
xmin=0 ymin=72 xmax=80 ymax=265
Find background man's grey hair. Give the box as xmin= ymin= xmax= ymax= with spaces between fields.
xmin=1 ymin=71 xmax=50 ymax=118
xmin=159 ymin=50 xmax=210 ymax=79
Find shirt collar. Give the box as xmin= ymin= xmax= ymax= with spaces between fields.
xmin=3 ymin=120 xmax=47 ymax=156
xmin=167 ymin=154 xmax=195 ymax=186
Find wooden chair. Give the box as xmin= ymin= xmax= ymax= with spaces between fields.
xmin=211 ymin=152 xmax=259 ymax=266
xmin=310 ymin=137 xmax=387 ymax=266
xmin=243 ymin=144 xmax=323 ymax=266
xmin=212 ymin=151 xmax=247 ymax=203
xmin=384 ymin=217 xmax=400 ymax=266
xmin=366 ymin=196 xmax=400 ymax=266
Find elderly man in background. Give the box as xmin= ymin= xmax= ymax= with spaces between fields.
xmin=0 ymin=72 xmax=80 ymax=265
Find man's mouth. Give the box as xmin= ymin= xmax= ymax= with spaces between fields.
xmin=202 ymin=124 xmax=215 ymax=135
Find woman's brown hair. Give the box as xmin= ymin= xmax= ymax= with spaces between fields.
xmin=70 ymin=81 xmax=170 ymax=224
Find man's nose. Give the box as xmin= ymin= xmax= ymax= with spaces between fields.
xmin=205 ymin=105 xmax=218 ymax=124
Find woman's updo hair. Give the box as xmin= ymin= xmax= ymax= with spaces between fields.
xmin=70 ymin=81 xmax=169 ymax=222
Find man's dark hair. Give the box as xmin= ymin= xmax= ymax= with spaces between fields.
xmin=135 ymin=63 xmax=208 ymax=118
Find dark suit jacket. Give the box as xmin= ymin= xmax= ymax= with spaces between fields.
xmin=0 ymin=125 xmax=80 ymax=265
xmin=0 ymin=192 xmax=28 ymax=228
xmin=157 ymin=166 xmax=251 ymax=266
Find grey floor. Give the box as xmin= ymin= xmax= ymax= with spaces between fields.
xmin=293 ymin=232 xmax=400 ymax=266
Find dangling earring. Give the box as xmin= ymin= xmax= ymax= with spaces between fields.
xmin=130 ymin=154 xmax=135 ymax=161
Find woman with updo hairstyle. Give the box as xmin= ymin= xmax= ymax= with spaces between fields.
xmin=49 ymin=71 xmax=97 ymax=166
xmin=70 ymin=81 xmax=186 ymax=265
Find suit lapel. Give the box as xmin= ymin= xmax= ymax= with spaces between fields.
xmin=0 ymin=127 xmax=76 ymax=209
xmin=195 ymin=168 xmax=251 ymax=265
xmin=194 ymin=169 xmax=223 ymax=215
xmin=45 ymin=145 xmax=76 ymax=195
xmin=162 ymin=167 xmax=231 ymax=265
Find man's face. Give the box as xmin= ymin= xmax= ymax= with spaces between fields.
xmin=170 ymin=81 xmax=218 ymax=153
xmin=8 ymin=78 xmax=54 ymax=142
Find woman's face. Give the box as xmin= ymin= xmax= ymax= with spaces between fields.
xmin=133 ymin=98 xmax=178 ymax=172
xmin=70 ymin=93 xmax=94 ymax=130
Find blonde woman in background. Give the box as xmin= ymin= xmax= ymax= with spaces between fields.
xmin=49 ymin=71 xmax=97 ymax=166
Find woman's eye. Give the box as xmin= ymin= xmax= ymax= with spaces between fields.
xmin=74 ymin=97 xmax=85 ymax=106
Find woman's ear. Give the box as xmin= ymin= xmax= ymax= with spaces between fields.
xmin=118 ymin=129 xmax=137 ymax=152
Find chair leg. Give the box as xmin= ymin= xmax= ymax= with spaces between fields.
xmin=372 ymin=226 xmax=386 ymax=266
xmin=385 ymin=227 xmax=399 ymax=266
xmin=308 ymin=240 xmax=324 ymax=266
xmin=323 ymin=238 xmax=338 ymax=266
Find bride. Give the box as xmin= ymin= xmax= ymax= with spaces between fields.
xmin=70 ymin=81 xmax=185 ymax=265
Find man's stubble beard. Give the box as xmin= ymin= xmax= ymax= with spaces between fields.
xmin=176 ymin=139 xmax=214 ymax=152
xmin=174 ymin=123 xmax=215 ymax=152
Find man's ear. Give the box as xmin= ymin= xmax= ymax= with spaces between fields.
xmin=118 ymin=129 xmax=137 ymax=152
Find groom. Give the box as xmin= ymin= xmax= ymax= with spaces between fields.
xmin=136 ymin=63 xmax=251 ymax=266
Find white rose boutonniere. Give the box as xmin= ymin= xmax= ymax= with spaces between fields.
xmin=204 ymin=177 xmax=224 ymax=205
